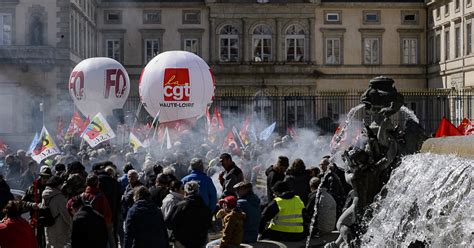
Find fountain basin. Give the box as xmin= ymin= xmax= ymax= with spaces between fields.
xmin=421 ymin=136 xmax=474 ymax=159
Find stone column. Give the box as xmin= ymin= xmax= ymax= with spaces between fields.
xmin=209 ymin=18 xmax=216 ymax=63
xmin=242 ymin=18 xmax=250 ymax=63
xmin=309 ymin=17 xmax=316 ymax=64
xmin=276 ymin=18 xmax=284 ymax=63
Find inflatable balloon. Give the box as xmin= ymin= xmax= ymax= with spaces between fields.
xmin=69 ymin=57 xmax=130 ymax=118
xmin=139 ymin=51 xmax=215 ymax=123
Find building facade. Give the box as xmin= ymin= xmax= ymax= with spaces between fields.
xmin=0 ymin=0 xmax=457 ymax=149
xmin=426 ymin=0 xmax=474 ymax=88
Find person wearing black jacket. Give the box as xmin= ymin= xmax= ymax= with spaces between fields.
xmin=149 ymin=173 xmax=170 ymax=208
xmin=284 ymin=158 xmax=311 ymax=205
xmin=259 ymin=181 xmax=306 ymax=242
xmin=165 ymin=181 xmax=212 ymax=248
xmin=93 ymin=162 xmax=123 ymax=247
xmin=218 ymin=153 xmax=244 ymax=198
xmin=70 ymin=196 xmax=108 ymax=248
xmin=124 ymin=186 xmax=169 ymax=248
xmin=265 ymin=156 xmax=289 ymax=204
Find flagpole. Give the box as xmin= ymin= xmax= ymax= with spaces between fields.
xmin=132 ymin=102 xmax=142 ymax=130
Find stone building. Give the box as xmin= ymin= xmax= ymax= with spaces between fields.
xmin=0 ymin=0 xmax=452 ymax=149
xmin=426 ymin=0 xmax=474 ymax=88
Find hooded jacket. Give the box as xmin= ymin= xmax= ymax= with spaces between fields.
xmin=124 ymin=200 xmax=169 ymax=248
xmin=165 ymin=194 xmax=212 ymax=248
xmin=42 ymin=186 xmax=72 ymax=247
xmin=284 ymin=170 xmax=311 ymax=205
xmin=265 ymin=165 xmax=285 ymax=203
xmin=220 ymin=209 xmax=246 ymax=248
xmin=237 ymin=192 xmax=261 ymax=243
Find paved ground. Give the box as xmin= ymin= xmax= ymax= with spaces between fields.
xmin=209 ymin=232 xmax=339 ymax=248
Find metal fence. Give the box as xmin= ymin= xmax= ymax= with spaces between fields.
xmin=123 ymin=88 xmax=474 ymax=135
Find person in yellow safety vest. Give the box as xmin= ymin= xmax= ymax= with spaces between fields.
xmin=258 ymin=181 xmax=306 ymax=242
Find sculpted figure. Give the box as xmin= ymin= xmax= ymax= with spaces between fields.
xmin=326 ymin=76 xmax=426 ymax=247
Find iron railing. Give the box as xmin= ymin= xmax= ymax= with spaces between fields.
xmin=123 ymin=88 xmax=474 ymax=135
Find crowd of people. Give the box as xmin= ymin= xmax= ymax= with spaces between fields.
xmin=0 ymin=131 xmax=353 ymax=248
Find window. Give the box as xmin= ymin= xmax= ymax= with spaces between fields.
xmin=252 ymin=24 xmax=272 ymax=62
xmin=326 ymin=38 xmax=341 ymax=64
xmin=106 ymin=39 xmax=121 ymax=61
xmin=0 ymin=14 xmax=12 ymax=45
xmin=364 ymin=38 xmax=380 ymax=64
xmin=402 ymin=11 xmax=419 ymax=25
xmin=468 ymin=0 xmax=472 ymax=7
xmin=324 ymin=11 xmax=342 ymax=24
xmin=285 ymin=24 xmax=305 ymax=62
xmin=184 ymin=39 xmax=199 ymax=54
xmin=467 ymin=23 xmax=472 ymax=55
xmin=445 ymin=30 xmax=450 ymax=60
xmin=436 ymin=33 xmax=441 ymax=62
xmin=436 ymin=8 xmax=440 ymax=19
xmin=402 ymin=38 xmax=417 ymax=64
xmin=179 ymin=29 xmax=203 ymax=56
xmin=143 ymin=10 xmax=161 ymax=24
xmin=455 ymin=0 xmax=460 ymax=11
xmin=104 ymin=10 xmax=122 ymax=24
xmin=182 ymin=10 xmax=200 ymax=24
xmin=144 ymin=39 xmax=159 ymax=63
xmin=455 ymin=26 xmax=461 ymax=58
xmin=445 ymin=3 xmax=450 ymax=16
xmin=219 ymin=25 xmax=239 ymax=62
xmin=363 ymin=10 xmax=380 ymax=24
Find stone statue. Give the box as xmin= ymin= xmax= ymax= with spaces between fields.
xmin=326 ymin=76 xmax=427 ymax=248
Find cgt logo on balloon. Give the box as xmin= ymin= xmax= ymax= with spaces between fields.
xmin=160 ymin=68 xmax=194 ymax=108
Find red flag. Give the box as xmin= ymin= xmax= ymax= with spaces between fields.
xmin=222 ymin=131 xmax=241 ymax=155
xmin=80 ymin=117 xmax=90 ymax=135
xmin=65 ymin=112 xmax=85 ymax=139
xmin=457 ymin=118 xmax=474 ymax=135
xmin=0 ymin=138 xmax=7 ymax=154
xmin=214 ymin=106 xmax=225 ymax=130
xmin=239 ymin=116 xmax=251 ymax=145
xmin=435 ymin=117 xmax=463 ymax=137
xmin=287 ymin=126 xmax=297 ymax=139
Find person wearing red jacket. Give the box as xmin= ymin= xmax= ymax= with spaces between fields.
xmin=0 ymin=200 xmax=38 ymax=248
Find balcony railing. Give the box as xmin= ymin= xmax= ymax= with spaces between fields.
xmin=0 ymin=45 xmax=67 ymax=65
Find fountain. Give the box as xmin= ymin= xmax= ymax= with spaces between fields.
xmin=324 ymin=76 xmax=428 ymax=247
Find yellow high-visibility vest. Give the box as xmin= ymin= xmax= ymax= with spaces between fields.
xmin=267 ymin=195 xmax=304 ymax=233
